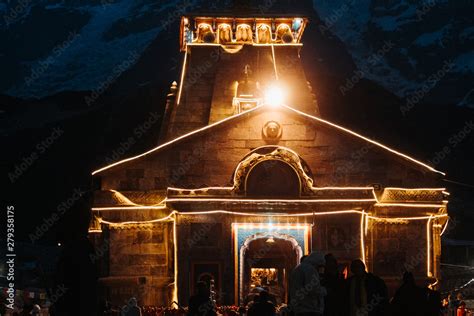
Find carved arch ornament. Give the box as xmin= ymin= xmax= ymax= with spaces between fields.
xmin=232 ymin=146 xmax=314 ymax=196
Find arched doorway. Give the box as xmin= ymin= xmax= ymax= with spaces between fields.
xmin=240 ymin=233 xmax=302 ymax=304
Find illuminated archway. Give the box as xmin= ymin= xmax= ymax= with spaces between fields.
xmin=236 ymin=227 xmax=308 ymax=303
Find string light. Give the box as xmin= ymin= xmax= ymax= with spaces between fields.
xmin=366 ymin=214 xmax=447 ymax=221
xmin=440 ymin=218 xmax=450 ymax=236
xmin=180 ymin=209 xmax=363 ymax=218
xmin=271 ymin=44 xmax=279 ymax=80
xmin=94 ymin=209 xmax=448 ymax=226
xmin=383 ymin=187 xmax=446 ymax=191
xmin=166 ymin=197 xmax=377 ymax=203
xmin=185 ymin=43 xmax=303 ymax=47
xmin=92 ymin=104 xmax=262 ymax=175
xmin=280 ymin=104 xmax=446 ymax=176
xmin=374 ymin=203 xmax=447 ymax=208
xmin=173 ymin=213 xmax=178 ymax=304
xmin=93 ymin=103 xmax=446 ymax=177
xmin=232 ymin=223 xmax=312 ymax=230
xmin=365 ymin=214 xmax=369 ymax=236
xmin=98 ymin=212 xmax=176 ymax=226
xmin=92 ymin=206 xmax=167 ymax=211
xmin=360 ymin=211 xmax=366 ymax=264
xmin=429 ymin=278 xmax=439 ymax=290
xmin=427 ymin=215 xmax=433 ymax=277
xmin=91 ymin=209 xmax=448 ymax=297
xmin=176 ymin=49 xmax=188 ymax=105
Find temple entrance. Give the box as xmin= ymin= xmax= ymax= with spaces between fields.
xmin=241 ymin=234 xmax=301 ymax=305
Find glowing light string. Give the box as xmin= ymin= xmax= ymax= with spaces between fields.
xmin=92 ymin=201 xmax=448 ymax=211
xmin=96 ymin=187 xmax=448 ymax=210
xmin=92 ymin=103 xmax=446 ymax=176
xmin=98 ymin=212 xmax=176 ymax=226
xmin=93 ymin=209 xmax=448 ymax=226
xmin=366 ymin=214 xmax=447 ymax=221
xmin=92 ymin=105 xmax=262 ymax=175
xmin=360 ymin=211 xmax=366 ymax=264
xmin=92 ymin=206 xmax=167 ymax=211
xmin=427 ymin=215 xmax=433 ymax=277
xmin=440 ymin=217 xmax=450 ymax=236
xmin=186 ymin=43 xmax=303 ymax=47
xmin=280 ymin=104 xmax=446 ymax=176
xmin=176 ymin=49 xmax=188 ymax=106
xmin=374 ymin=203 xmax=447 ymax=208
xmin=165 ymin=197 xmax=377 ymax=203
xmin=271 ymin=44 xmax=279 ymax=80
xmin=172 ymin=213 xmax=178 ymax=303
xmin=384 ymin=187 xmax=446 ymax=191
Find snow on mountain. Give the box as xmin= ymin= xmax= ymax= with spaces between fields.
xmin=1 ymin=0 xmax=473 ymax=106
xmin=1 ymin=0 xmax=186 ymax=98
xmin=313 ymin=0 xmax=474 ymax=106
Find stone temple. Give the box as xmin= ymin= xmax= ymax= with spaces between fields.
xmin=89 ymin=3 xmax=449 ymax=307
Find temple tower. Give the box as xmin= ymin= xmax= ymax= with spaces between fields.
xmin=161 ymin=6 xmax=318 ymax=141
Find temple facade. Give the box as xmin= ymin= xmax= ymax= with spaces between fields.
xmin=89 ymin=12 xmax=449 ymax=307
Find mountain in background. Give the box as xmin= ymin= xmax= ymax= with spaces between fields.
xmin=1 ymin=0 xmax=473 ymax=106
xmin=1 ymin=0 xmax=473 ymax=246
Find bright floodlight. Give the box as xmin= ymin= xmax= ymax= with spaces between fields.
xmin=265 ymin=84 xmax=285 ymax=107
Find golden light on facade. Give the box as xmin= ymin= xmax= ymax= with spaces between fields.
xmin=360 ymin=211 xmax=367 ymax=264
xmin=427 ymin=215 xmax=434 ymax=277
xmin=172 ymin=213 xmax=179 ymax=304
xmin=92 ymin=103 xmax=446 ymax=176
xmin=94 ymin=209 xmax=448 ymax=226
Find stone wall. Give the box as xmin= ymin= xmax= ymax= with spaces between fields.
xmin=99 ymin=107 xmax=442 ymax=192
xmin=95 ymin=222 xmax=174 ymax=306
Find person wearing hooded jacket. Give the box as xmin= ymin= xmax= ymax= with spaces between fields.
xmin=289 ymin=251 xmax=327 ymax=316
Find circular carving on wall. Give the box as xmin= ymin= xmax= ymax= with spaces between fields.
xmin=263 ymin=121 xmax=282 ymax=139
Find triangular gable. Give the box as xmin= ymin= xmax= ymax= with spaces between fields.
xmin=92 ymin=104 xmax=445 ymax=176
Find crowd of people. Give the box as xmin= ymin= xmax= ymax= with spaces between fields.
xmin=184 ymin=252 xmax=472 ymax=316
xmin=12 ymin=251 xmax=469 ymax=315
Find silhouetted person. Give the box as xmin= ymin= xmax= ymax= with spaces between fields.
xmin=424 ymin=287 xmax=442 ymax=316
xmin=448 ymin=292 xmax=459 ymax=316
xmin=346 ymin=259 xmax=388 ymax=316
xmin=188 ymin=281 xmax=217 ymax=316
xmin=289 ymin=251 xmax=327 ymax=316
xmin=322 ymin=254 xmax=345 ymax=316
xmin=247 ymin=291 xmax=276 ymax=316
xmin=390 ymin=272 xmax=425 ymax=316
xmin=121 ymin=297 xmax=142 ymax=316
xmin=447 ymin=292 xmax=463 ymax=316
